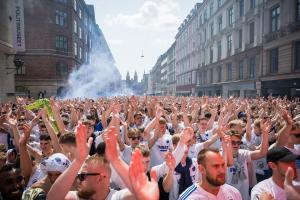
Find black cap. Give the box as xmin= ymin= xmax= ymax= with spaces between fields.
xmin=267 ymin=146 xmax=299 ymax=163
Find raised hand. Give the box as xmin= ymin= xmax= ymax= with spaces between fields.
xmin=103 ymin=126 xmax=120 ymax=163
xmin=180 ymin=127 xmax=194 ymax=145
xmin=165 ymin=152 xmax=176 ymax=171
xmin=155 ymin=107 xmax=163 ymax=119
xmin=75 ymin=123 xmax=93 ymax=162
xmin=260 ymin=120 xmax=271 ymax=135
xmin=129 ymin=149 xmax=159 ymax=200
xmin=284 ymin=167 xmax=300 ymax=200
xmin=20 ymin=124 xmax=32 ymax=145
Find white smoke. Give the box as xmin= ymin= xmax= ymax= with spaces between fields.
xmin=63 ymin=51 xmax=119 ymax=98
xmin=63 ymin=51 xmax=137 ymax=99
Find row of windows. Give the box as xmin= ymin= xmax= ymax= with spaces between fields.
xmin=16 ymin=61 xmax=68 ymax=76
xmin=54 ymin=35 xmax=89 ymax=62
xmin=199 ymin=57 xmax=256 ymax=85
xmin=197 ymin=41 xmax=300 ymax=85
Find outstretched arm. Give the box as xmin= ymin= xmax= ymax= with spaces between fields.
xmin=47 ymin=124 xmax=92 ymax=200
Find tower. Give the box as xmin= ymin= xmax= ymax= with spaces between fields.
xmin=134 ymin=70 xmax=138 ymax=83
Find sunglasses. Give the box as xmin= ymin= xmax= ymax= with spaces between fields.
xmin=130 ymin=136 xmax=142 ymax=141
xmin=77 ymin=173 xmax=101 ymax=182
xmin=231 ymin=141 xmax=243 ymax=145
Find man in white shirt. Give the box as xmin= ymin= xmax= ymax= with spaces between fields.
xmin=251 ymin=146 xmax=299 ymax=200
xmin=179 ymin=148 xmax=242 ymax=200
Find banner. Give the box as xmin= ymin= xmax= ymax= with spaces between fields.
xmin=12 ymin=0 xmax=25 ymax=52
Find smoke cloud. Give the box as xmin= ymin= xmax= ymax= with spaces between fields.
xmin=62 ymin=51 xmax=137 ymax=99
xmin=63 ymin=51 xmax=120 ymax=99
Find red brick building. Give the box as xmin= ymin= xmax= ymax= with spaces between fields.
xmin=15 ymin=0 xmax=120 ymax=98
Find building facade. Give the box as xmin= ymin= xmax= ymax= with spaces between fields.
xmin=175 ymin=3 xmax=201 ymax=96
xmin=260 ymin=0 xmax=300 ymax=97
xmin=147 ymin=54 xmax=166 ymax=95
xmin=15 ymin=0 xmax=119 ymax=98
xmin=167 ymin=42 xmax=176 ymax=95
xmin=195 ymin=0 xmax=264 ymax=98
xmin=0 ymin=0 xmax=16 ymax=102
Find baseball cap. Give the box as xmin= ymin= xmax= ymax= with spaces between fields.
xmin=267 ymin=146 xmax=299 ymax=163
xmin=40 ymin=153 xmax=71 ymax=173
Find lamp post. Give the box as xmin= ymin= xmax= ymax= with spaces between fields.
xmin=6 ymin=58 xmax=24 ymax=74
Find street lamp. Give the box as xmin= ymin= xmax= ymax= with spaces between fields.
xmin=6 ymin=58 xmax=24 ymax=74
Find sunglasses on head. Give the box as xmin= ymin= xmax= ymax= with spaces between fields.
xmin=231 ymin=141 xmax=243 ymax=145
xmin=76 ymin=173 xmax=101 ymax=182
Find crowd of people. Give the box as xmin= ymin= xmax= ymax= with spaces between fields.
xmin=0 ymin=95 xmax=300 ymax=200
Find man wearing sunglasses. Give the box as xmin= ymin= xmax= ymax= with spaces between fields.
xmin=47 ymin=124 xmax=143 ymax=200
xmin=226 ymin=120 xmax=270 ymax=200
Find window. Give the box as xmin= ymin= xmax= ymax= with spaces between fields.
xmin=218 ymin=0 xmax=222 ymax=8
xmin=218 ymin=41 xmax=222 ymax=60
xmin=74 ymin=20 xmax=77 ymax=33
xmin=89 ymin=39 xmax=92 ymax=49
xmin=249 ymin=22 xmax=255 ymax=44
xmin=227 ymin=63 xmax=232 ymax=81
xmin=210 ymin=3 xmax=213 ymax=17
xmin=217 ymin=66 xmax=222 ymax=82
xmin=86 ymin=52 xmax=88 ymax=63
xmin=204 ymin=10 xmax=207 ymax=22
xmin=210 ymin=69 xmax=213 ymax=83
xmin=74 ymin=42 xmax=77 ymax=56
xmin=239 ymin=29 xmax=243 ymax=49
xmin=297 ymin=0 xmax=300 ymax=21
xmin=55 ymin=11 xmax=67 ymax=26
xmin=218 ymin=16 xmax=222 ymax=32
xmin=270 ymin=48 xmax=278 ymax=73
xmin=55 ymin=36 xmax=67 ymax=51
xmin=79 ymin=8 xmax=82 ymax=19
xmin=249 ymin=57 xmax=256 ymax=78
xmin=239 ymin=61 xmax=243 ymax=79
xmin=204 ymin=29 xmax=207 ymax=41
xmin=204 ymin=70 xmax=207 ymax=84
xmin=85 ymin=34 xmax=88 ymax=44
xmin=271 ymin=6 xmax=280 ymax=32
xmin=296 ymin=42 xmax=300 ymax=70
xmin=210 ymin=23 xmax=214 ymax=37
xmin=79 ymin=27 xmax=82 ymax=39
xmin=228 ymin=6 xmax=233 ymax=25
xmin=239 ymin=0 xmax=244 ymax=17
xmin=73 ymin=0 xmax=77 ymax=11
xmin=16 ymin=65 xmax=26 ymax=75
xmin=56 ymin=62 xmax=68 ymax=76
xmin=79 ymin=47 xmax=82 ymax=59
xmin=250 ymin=0 xmax=256 ymax=9
xmin=227 ymin=34 xmax=232 ymax=55
xmin=210 ymin=46 xmax=213 ymax=63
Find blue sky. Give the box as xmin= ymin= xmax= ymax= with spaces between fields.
xmin=85 ymin=0 xmax=199 ymax=81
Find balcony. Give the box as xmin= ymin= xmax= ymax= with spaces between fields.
xmin=264 ymin=23 xmax=300 ymax=43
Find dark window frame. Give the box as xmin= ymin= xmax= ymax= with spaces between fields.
xmin=270 ymin=48 xmax=279 ymax=73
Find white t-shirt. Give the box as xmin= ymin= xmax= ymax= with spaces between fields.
xmin=245 ymin=132 xmax=268 ymax=175
xmin=251 ymin=177 xmax=286 ymax=200
xmin=67 ymin=188 xmax=130 ymax=200
xmin=226 ymin=149 xmax=251 ymax=200
xmin=178 ymin=183 xmax=242 ymax=200
xmin=188 ymin=142 xmax=204 ymax=159
xmin=150 ymin=132 xmax=173 ymax=168
xmin=121 ymin=145 xmax=132 ymax=165
xmin=153 ymin=158 xmax=200 ymax=200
